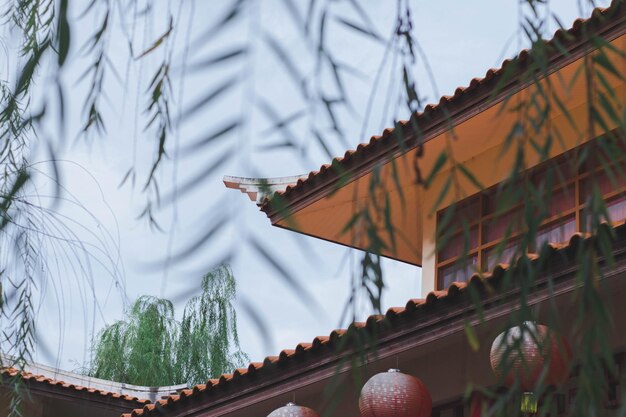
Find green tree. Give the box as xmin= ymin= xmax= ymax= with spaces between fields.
xmin=88 ymin=265 xmax=247 ymax=386
xmin=177 ymin=264 xmax=248 ymax=386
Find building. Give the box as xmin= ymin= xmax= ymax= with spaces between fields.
xmin=0 ymin=360 xmax=185 ymax=417
xmin=5 ymin=1 xmax=625 ymax=417
xmin=124 ymin=2 xmax=624 ymax=416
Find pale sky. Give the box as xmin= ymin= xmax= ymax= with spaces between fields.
xmin=12 ymin=0 xmax=611 ymax=375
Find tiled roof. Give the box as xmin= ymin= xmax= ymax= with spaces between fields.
xmin=0 ymin=367 xmax=151 ymax=405
xmin=124 ymin=3 xmax=626 ymax=416
xmin=260 ymin=0 xmax=625 ymax=217
xmin=121 ymin=220 xmax=626 ymax=417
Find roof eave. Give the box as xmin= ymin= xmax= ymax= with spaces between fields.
xmin=261 ymin=3 xmax=626 ymax=222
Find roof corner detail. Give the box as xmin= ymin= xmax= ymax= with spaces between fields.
xmin=223 ymin=175 xmax=307 ymax=205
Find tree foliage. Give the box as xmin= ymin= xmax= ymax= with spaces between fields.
xmin=88 ymin=265 xmax=247 ymax=387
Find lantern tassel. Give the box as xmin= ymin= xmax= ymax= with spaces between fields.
xmin=520 ymin=392 xmax=537 ymax=415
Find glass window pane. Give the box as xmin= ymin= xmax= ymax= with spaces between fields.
xmin=482 ymin=208 xmax=522 ymax=243
xmin=437 ymin=255 xmax=478 ymax=289
xmin=584 ymin=196 xmax=626 ymax=230
xmin=581 ymin=143 xmax=626 ymax=174
xmin=532 ymin=159 xmax=579 ymax=187
xmin=580 ymin=168 xmax=626 ymax=202
xmin=484 ymin=187 xmax=522 ymax=216
xmin=483 ymin=241 xmax=519 ymax=272
xmin=535 ymin=217 xmax=576 ymax=249
xmin=607 ymin=197 xmax=626 ymax=224
xmin=438 ymin=195 xmax=481 ymax=231
xmin=547 ymin=184 xmax=576 ymax=218
xmin=437 ymin=227 xmax=478 ymax=262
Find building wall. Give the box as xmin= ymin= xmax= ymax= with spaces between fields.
xmin=0 ymin=386 xmax=142 ymax=417
xmin=420 ymin=33 xmax=626 ymax=294
xmin=0 ymin=390 xmax=43 ymax=417
xmin=207 ymin=268 xmax=626 ymax=417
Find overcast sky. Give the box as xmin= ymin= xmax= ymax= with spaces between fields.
xmin=17 ymin=0 xmax=612 ymax=375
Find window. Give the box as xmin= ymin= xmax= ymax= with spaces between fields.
xmin=436 ymin=138 xmax=626 ymax=290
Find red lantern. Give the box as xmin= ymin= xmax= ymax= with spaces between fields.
xmin=267 ymin=402 xmax=320 ymax=417
xmin=359 ymin=369 xmax=432 ymax=417
xmin=490 ymin=322 xmax=571 ymax=391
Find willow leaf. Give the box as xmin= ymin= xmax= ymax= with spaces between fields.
xmin=137 ymin=17 xmax=174 ymax=59
xmin=180 ymin=119 xmax=240 ymax=156
xmin=180 ymin=77 xmax=238 ymax=123
xmin=248 ymin=235 xmax=322 ymax=315
xmin=334 ymin=16 xmax=383 ymax=42
xmin=57 ymin=0 xmax=71 ymax=66
xmin=185 ymin=48 xmax=247 ymax=72
xmin=424 ymin=152 xmax=447 ymax=188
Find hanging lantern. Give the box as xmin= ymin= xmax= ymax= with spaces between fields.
xmin=359 ymin=369 xmax=432 ymax=417
xmin=490 ymin=322 xmax=571 ymax=390
xmin=267 ymin=402 xmax=320 ymax=417
xmin=490 ymin=322 xmax=571 ymax=413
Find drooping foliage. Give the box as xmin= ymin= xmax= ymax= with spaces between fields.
xmin=177 ymin=265 xmax=248 ymax=385
xmin=90 ymin=296 xmax=179 ymax=386
xmin=89 ymin=265 xmax=247 ymax=386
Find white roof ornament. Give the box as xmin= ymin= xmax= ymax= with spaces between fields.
xmin=223 ymin=175 xmax=308 ymax=205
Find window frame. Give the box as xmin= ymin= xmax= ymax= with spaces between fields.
xmin=435 ymin=140 xmax=626 ymax=290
